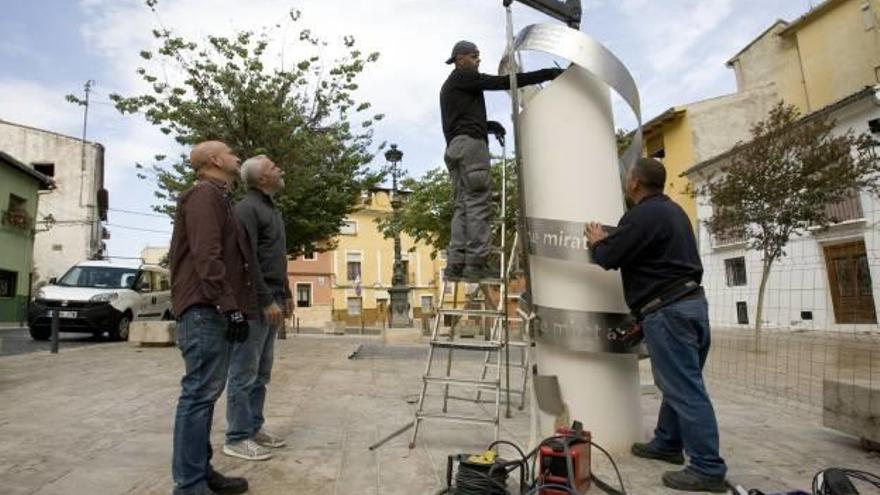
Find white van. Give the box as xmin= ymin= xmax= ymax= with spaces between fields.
xmin=28 ymin=260 xmax=172 ymax=341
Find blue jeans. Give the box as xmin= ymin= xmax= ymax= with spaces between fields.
xmin=642 ymin=295 xmax=727 ymax=480
xmin=226 ymin=316 xmax=277 ymax=443
xmin=172 ymin=306 xmax=231 ymax=494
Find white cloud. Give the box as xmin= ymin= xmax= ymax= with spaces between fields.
xmin=0 ymin=79 xmax=84 ymax=136
xmin=3 ymin=0 xmax=812 ymax=256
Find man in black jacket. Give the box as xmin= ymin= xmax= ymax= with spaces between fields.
xmin=585 ymin=158 xmax=728 ymax=493
xmin=223 ymin=155 xmax=293 ymax=462
xmin=440 ymin=40 xmax=562 ymax=281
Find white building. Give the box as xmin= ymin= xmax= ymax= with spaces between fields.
xmin=685 ymin=86 xmax=880 ymax=331
xmin=0 ymin=120 xmax=107 ymax=284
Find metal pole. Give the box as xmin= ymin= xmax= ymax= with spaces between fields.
xmin=50 ymin=311 xmax=59 ymax=354
xmin=504 ymin=3 xmax=535 ymax=321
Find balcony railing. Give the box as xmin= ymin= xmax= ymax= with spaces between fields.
xmin=823 ymin=194 xmax=863 ymax=224
xmin=713 ymin=228 xmax=747 ymax=247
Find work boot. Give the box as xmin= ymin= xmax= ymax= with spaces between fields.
xmin=254 ymin=429 xmax=286 ymax=448
xmin=662 ymin=469 xmax=728 ymax=493
xmin=207 ymin=470 xmax=248 ymax=495
xmin=631 ymin=442 xmax=685 ymax=465
xmin=463 ymin=263 xmax=498 ymax=282
xmin=443 ymin=264 xmax=464 ymax=280
xmin=222 ymin=439 xmax=273 ymax=461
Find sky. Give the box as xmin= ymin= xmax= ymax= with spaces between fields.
xmin=0 ymin=0 xmax=814 ymax=258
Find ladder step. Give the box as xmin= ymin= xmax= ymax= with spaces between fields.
xmin=439 ymin=308 xmax=504 ymax=317
xmin=416 ymin=412 xmax=497 ymax=425
xmin=430 ymin=340 xmax=503 ymax=351
xmin=423 ymin=376 xmax=500 ymax=388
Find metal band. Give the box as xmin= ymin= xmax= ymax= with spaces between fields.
xmin=513 ymin=23 xmax=643 ymax=181
xmin=526 ymin=216 xmax=594 ymax=264
xmin=532 ymin=304 xmax=645 ymax=354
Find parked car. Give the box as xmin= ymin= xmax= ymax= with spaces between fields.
xmin=28 ymin=260 xmax=172 ymax=341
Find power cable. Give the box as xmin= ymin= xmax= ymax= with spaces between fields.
xmin=109 ymin=208 xmax=168 ymax=218
xmin=105 ymin=223 xmax=171 ymax=234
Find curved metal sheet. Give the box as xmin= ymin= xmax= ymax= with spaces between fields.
xmin=526 ymin=216 xmax=595 ymax=264
xmin=513 ymin=23 xmax=643 ymax=179
xmin=532 ymin=304 xmax=646 ymax=355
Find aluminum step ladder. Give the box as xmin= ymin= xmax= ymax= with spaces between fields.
xmin=408 ymin=273 xmax=509 ymax=448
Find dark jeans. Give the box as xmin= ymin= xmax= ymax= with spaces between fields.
xmin=445 ymin=134 xmax=493 ymax=266
xmin=172 ymin=306 xmax=231 ymax=494
xmin=226 ymin=317 xmax=277 ymax=443
xmin=643 ymin=296 xmax=727 ymax=480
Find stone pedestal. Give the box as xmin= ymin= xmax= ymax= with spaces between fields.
xmin=382 ymin=326 xmax=422 ymax=345
xmin=128 ymin=321 xmax=176 ymax=347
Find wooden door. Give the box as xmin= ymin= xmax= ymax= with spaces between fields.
xmin=824 ymin=241 xmax=877 ymax=324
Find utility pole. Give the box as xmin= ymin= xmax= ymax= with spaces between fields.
xmin=76 ymin=79 xmax=100 ymax=259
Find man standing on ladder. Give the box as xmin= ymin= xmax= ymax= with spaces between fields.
xmin=440 ymin=40 xmax=562 ymax=281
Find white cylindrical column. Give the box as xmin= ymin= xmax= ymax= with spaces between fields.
xmin=520 ymin=66 xmax=642 ymax=454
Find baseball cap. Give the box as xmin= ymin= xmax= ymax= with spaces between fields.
xmin=445 ymin=40 xmax=479 ymax=64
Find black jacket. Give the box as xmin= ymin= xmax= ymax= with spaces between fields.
xmin=440 ymin=67 xmax=561 ymax=144
xmin=234 ymin=189 xmax=292 ymax=309
xmin=591 ymin=194 xmax=703 ymax=311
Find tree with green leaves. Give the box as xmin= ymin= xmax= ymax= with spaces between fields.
xmin=698 ymin=102 xmax=880 ymax=349
xmin=86 ymin=3 xmax=385 ymax=255
xmin=378 ymin=158 xmax=517 ymax=259
xmin=385 ymin=129 xmax=633 ymax=259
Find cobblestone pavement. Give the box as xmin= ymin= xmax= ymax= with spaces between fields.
xmin=0 ymin=334 xmax=877 ymax=494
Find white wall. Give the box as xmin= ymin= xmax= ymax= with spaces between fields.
xmin=0 ymin=121 xmax=104 ymax=283
xmin=692 ymin=93 xmax=880 ymax=331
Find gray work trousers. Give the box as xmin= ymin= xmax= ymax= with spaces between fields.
xmin=444 ymin=134 xmax=492 ymax=266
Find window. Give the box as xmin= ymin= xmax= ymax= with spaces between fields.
xmin=296 ymin=283 xmax=312 ymax=308
xmin=0 ymin=270 xmax=17 ymax=298
xmin=736 ymin=302 xmax=749 ymax=325
xmin=724 ymin=257 xmax=747 ymax=286
xmin=159 ymin=274 xmax=170 ymax=291
xmin=32 ymin=163 xmax=55 ymax=177
xmin=347 ymin=297 xmax=362 ymax=316
xmin=58 ymin=266 xmax=139 ymax=289
xmin=340 ymin=220 xmax=357 ymax=235
xmin=303 ymin=252 xmax=317 ymax=261
xmin=421 ymin=295 xmax=434 ymax=313
xmin=346 ymin=252 xmax=362 ymax=282
xmin=8 ymin=194 xmax=26 ymax=213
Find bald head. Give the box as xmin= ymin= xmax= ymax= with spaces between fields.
xmin=190 ymin=141 xmax=241 ymax=184
xmin=190 ymin=141 xmax=228 ymax=171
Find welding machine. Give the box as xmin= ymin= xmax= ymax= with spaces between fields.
xmin=537 ymin=421 xmax=591 ymax=494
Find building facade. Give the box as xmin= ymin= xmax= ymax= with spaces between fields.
xmin=325 ymin=188 xmax=445 ymax=328
xmin=0 ymin=152 xmax=53 ymax=323
xmin=686 ymin=87 xmax=880 ymax=330
xmin=727 ymin=0 xmax=880 ymax=113
xmin=641 ymin=0 xmax=880 ymax=226
xmin=287 ymin=251 xmax=334 ymax=327
xmin=0 ymin=120 xmax=107 ymax=285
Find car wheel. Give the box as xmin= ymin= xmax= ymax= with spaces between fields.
xmin=29 ymin=326 xmax=50 ymax=341
xmin=109 ymin=313 xmax=132 ymax=341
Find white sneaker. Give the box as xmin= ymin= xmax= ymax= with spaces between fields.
xmin=222 ymin=439 xmax=273 ymax=461
xmin=254 ymin=429 xmax=287 ymax=448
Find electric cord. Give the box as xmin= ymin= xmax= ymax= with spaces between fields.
xmin=812 ymin=467 xmax=880 ymax=494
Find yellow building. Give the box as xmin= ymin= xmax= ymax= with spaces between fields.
xmin=642 ymin=0 xmax=880 ymax=225
xmin=727 ymin=0 xmax=880 ymax=113
xmin=329 ymin=188 xmax=446 ymax=328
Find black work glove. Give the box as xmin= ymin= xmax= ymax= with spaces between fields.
xmin=487 ymin=120 xmax=506 ymax=138
xmin=225 ymin=310 xmax=249 ymax=343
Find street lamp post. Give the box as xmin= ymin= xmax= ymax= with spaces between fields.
xmin=385 ymin=144 xmax=412 ymax=328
